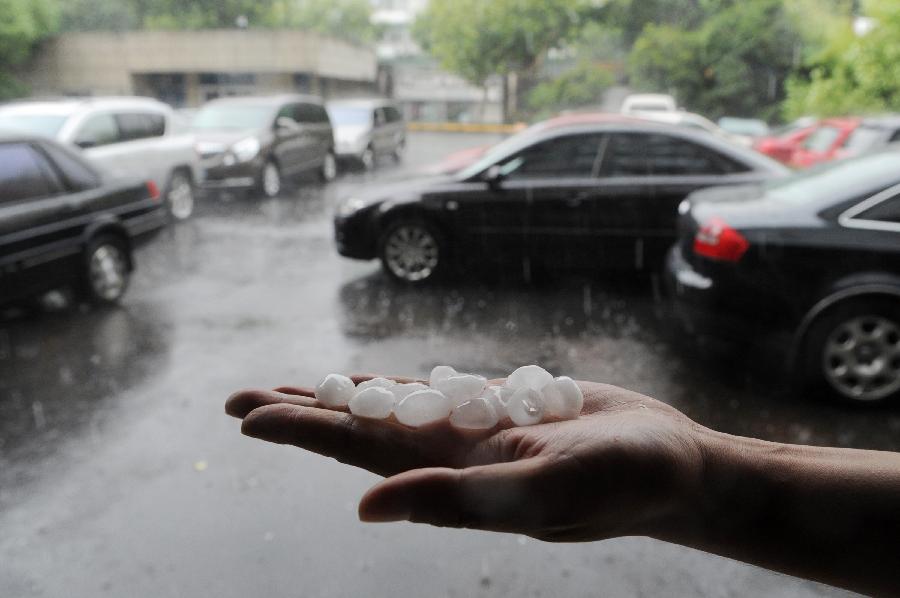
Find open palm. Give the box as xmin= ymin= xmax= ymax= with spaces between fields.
xmin=226 ymin=375 xmax=706 ymax=541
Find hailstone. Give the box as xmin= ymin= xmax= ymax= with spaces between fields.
xmin=506 ymin=387 xmax=545 ymax=426
xmin=542 ymin=376 xmax=584 ymax=419
xmin=348 ymin=387 xmax=395 ymax=419
xmin=433 ymin=374 xmax=487 ymax=407
xmin=395 ymin=389 xmax=452 ymax=427
xmin=392 ymin=382 xmax=430 ymax=402
xmin=450 ymin=398 xmax=499 ymax=430
xmin=429 ymin=365 xmax=458 ymax=387
xmin=315 ymin=373 xmax=356 ymax=408
xmin=356 ymin=377 xmax=397 ymax=391
xmin=505 ymin=365 xmax=554 ymax=393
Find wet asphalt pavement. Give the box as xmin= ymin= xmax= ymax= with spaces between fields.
xmin=2 ymin=132 xmax=896 ymax=598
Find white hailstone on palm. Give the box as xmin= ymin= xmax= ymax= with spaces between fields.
xmin=505 ymin=365 xmax=554 ymax=393
xmin=395 ymin=389 xmax=452 ymax=427
xmin=542 ymin=376 xmax=584 ymax=419
xmin=450 ymin=397 xmax=499 ymax=430
xmin=315 ymin=373 xmax=356 ymax=408
xmin=391 ymin=382 xmax=429 ymax=402
xmin=506 ymin=387 xmax=546 ymax=426
xmin=356 ymin=377 xmax=397 ymax=391
xmin=433 ymin=373 xmax=487 ymax=407
xmin=483 ymin=385 xmax=514 ymax=416
xmin=348 ymin=387 xmax=395 ymax=419
xmin=429 ymin=365 xmax=458 ymax=387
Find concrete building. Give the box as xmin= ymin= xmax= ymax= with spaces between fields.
xmin=23 ymin=31 xmax=378 ymax=107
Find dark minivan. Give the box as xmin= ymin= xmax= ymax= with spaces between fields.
xmin=193 ymin=94 xmax=337 ymax=198
xmin=0 ymin=133 xmax=166 ymax=306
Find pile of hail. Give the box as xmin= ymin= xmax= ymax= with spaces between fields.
xmin=314 ymin=365 xmax=583 ymax=430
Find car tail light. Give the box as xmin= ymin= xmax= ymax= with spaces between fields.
xmin=146 ymin=180 xmax=161 ymax=201
xmin=693 ymin=217 xmax=749 ymax=262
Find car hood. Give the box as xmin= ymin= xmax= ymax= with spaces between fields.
xmin=333 ymin=124 xmax=370 ymax=142
xmin=351 ymin=174 xmax=457 ymax=208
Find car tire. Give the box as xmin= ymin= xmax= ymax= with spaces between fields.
xmin=259 ymin=159 xmax=282 ymax=198
xmin=392 ymin=140 xmax=405 ymax=162
xmin=378 ymin=219 xmax=445 ymax=284
xmin=320 ymin=151 xmax=338 ymax=182
xmin=801 ymin=297 xmax=900 ymax=404
xmin=166 ymin=170 xmax=195 ymax=221
xmin=360 ymin=146 xmax=376 ymax=171
xmin=81 ymin=235 xmax=131 ymax=305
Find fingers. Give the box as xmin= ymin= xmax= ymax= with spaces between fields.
xmin=226 ymin=389 xmax=319 ymax=419
xmin=358 ymin=458 xmax=553 ymax=533
xmin=239 ymin=403 xmax=426 ymax=477
xmin=349 ymin=374 xmax=426 ymax=385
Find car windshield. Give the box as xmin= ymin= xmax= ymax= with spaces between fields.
xmin=842 ymin=126 xmax=886 ymax=153
xmin=765 ymin=150 xmax=900 ymax=203
xmin=0 ymin=113 xmax=68 ymax=137
xmin=191 ymin=104 xmax=274 ymax=130
xmin=455 ymin=125 xmax=546 ymax=179
xmin=327 ymin=106 xmax=372 ymax=126
xmin=802 ymin=125 xmax=841 ymax=152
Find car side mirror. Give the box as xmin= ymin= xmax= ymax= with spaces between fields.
xmin=483 ymin=164 xmax=505 ymax=188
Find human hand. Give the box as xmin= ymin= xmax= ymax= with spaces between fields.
xmin=225 ymin=376 xmax=707 ymax=542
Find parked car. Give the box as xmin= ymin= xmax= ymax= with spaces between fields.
xmin=335 ymin=121 xmax=788 ymax=284
xmin=839 ymin=115 xmax=900 ymax=159
xmin=753 ymin=118 xmax=818 ymax=164
xmin=192 ymin=95 xmax=337 ymax=198
xmin=789 ymin=117 xmax=859 ymax=168
xmin=666 ymin=147 xmax=900 ymax=403
xmin=620 ymin=93 xmax=677 ymax=114
xmin=0 ymin=133 xmax=166 ymax=307
xmin=0 ymin=97 xmax=201 ymax=220
xmin=327 ymin=99 xmax=406 ymax=170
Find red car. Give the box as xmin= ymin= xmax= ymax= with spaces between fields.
xmin=788 ymin=117 xmax=860 ymax=168
xmin=753 ymin=122 xmax=817 ymax=164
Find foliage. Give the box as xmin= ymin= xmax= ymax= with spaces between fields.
xmin=60 ymin=0 xmax=139 ymax=31
xmin=629 ymin=0 xmax=804 ymax=120
xmin=266 ymin=0 xmax=374 ymax=43
xmin=783 ymin=0 xmax=900 ymax=118
xmin=413 ymin=0 xmax=592 ymax=87
xmin=529 ymin=61 xmax=615 ymax=115
xmin=0 ymin=0 xmax=58 ymax=99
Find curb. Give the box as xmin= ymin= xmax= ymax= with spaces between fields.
xmin=408 ymin=121 xmax=525 ymax=134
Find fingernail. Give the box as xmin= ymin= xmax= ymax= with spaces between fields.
xmin=359 ymin=500 xmax=411 ymax=523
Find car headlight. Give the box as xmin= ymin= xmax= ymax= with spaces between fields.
xmin=678 ymin=199 xmax=691 ymax=215
xmin=231 ymin=137 xmax=261 ymax=162
xmin=337 ymin=197 xmax=366 ymax=217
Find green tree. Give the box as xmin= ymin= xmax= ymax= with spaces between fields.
xmin=266 ymin=0 xmax=374 ymax=43
xmin=60 ymin=0 xmax=139 ymax=31
xmin=529 ymin=61 xmax=615 ymax=115
xmin=0 ymin=0 xmax=58 ymax=99
xmin=629 ymin=0 xmax=803 ymax=120
xmin=783 ymin=0 xmax=900 ymax=118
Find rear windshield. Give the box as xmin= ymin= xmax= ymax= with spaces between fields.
xmin=327 ymin=106 xmax=372 ymax=126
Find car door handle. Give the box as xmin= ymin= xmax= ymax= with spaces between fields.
xmin=565 ymin=193 xmax=591 ymax=207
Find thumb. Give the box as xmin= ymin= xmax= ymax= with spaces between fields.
xmin=358 ymin=458 xmax=550 ymax=533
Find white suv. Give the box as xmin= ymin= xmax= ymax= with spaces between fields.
xmin=0 ymin=97 xmax=202 ymax=220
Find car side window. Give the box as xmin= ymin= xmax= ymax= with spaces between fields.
xmin=278 ymin=103 xmax=299 ymax=124
xmin=115 ymin=112 xmax=167 ymax=142
xmin=0 ymin=143 xmax=64 ymax=203
xmin=374 ymin=108 xmax=387 ymax=127
xmin=502 ymin=134 xmax=605 ymax=179
xmin=858 ymin=195 xmax=900 ymax=224
xmin=889 ymin=129 xmax=900 ymax=143
xmin=297 ymin=103 xmax=328 ymax=125
xmin=73 ymin=113 xmax=120 ymax=148
xmin=602 ymin=133 xmax=745 ymax=176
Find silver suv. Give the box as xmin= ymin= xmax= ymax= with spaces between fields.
xmin=326 ymin=99 xmax=406 ymax=170
xmin=0 ymin=97 xmax=202 ymax=220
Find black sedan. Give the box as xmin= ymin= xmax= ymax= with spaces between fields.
xmin=334 ymin=122 xmax=787 ymax=283
xmin=666 ymin=147 xmax=900 ymax=403
xmin=0 ymin=133 xmax=166 ymax=307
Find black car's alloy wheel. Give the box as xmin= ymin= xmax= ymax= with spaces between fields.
xmin=83 ymin=236 xmax=130 ymax=305
xmin=805 ymin=299 xmax=900 ymax=403
xmin=380 ymin=221 xmax=442 ymax=283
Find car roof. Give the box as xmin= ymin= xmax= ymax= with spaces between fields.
xmin=0 ymin=130 xmax=45 ymax=143
xmin=204 ymin=94 xmax=324 ymax=107
xmin=537 ymin=112 xmax=644 ymax=130
xmin=0 ymin=96 xmax=170 ymax=116
xmin=819 ymin=117 xmax=861 ymax=127
xmin=858 ymin=114 xmax=900 ymax=129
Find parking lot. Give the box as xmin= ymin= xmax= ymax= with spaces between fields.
xmin=1 ymin=132 xmax=894 ymax=597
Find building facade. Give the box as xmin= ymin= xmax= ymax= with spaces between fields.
xmin=24 ymin=31 xmax=378 ymax=107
